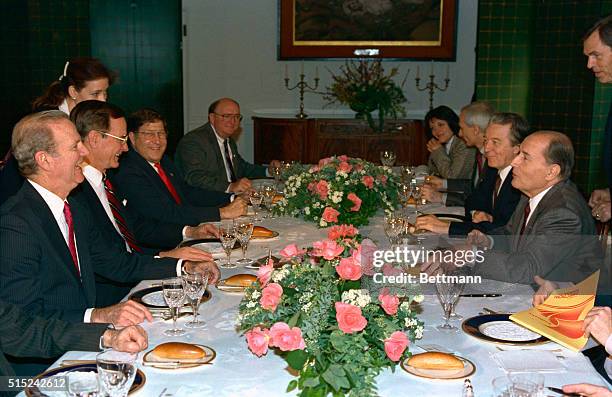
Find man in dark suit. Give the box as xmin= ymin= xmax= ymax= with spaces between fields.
xmin=0 ymin=111 xmax=219 ymax=374
xmin=174 ymin=97 xmax=280 ymax=193
xmin=70 ymin=101 xmax=219 ymax=305
xmin=416 ymin=113 xmax=527 ymax=236
xmin=111 ymin=108 xmax=247 ymax=226
xmin=422 ymin=101 xmax=495 ymax=206
xmin=0 ymin=300 xmax=147 ymax=377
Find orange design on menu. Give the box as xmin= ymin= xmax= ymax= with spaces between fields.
xmin=535 ymin=295 xmax=595 ymax=339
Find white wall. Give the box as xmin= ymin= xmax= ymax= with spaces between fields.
xmin=182 ymin=0 xmax=478 ymax=162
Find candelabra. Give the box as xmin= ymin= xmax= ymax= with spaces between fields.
xmin=415 ymin=71 xmax=450 ymax=110
xmin=284 ymin=73 xmax=319 ymax=119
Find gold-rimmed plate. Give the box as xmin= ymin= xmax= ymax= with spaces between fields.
xmin=400 ymin=355 xmax=475 ymax=380
xmin=142 ymin=344 xmax=216 ymax=369
xmin=25 ymin=362 xmax=145 ymax=396
xmin=215 ymin=279 xmax=249 ymax=293
xmin=250 ymin=230 xmax=280 ymax=241
xmin=128 ymin=286 xmax=211 ymax=309
xmin=462 ymin=314 xmax=549 ymax=346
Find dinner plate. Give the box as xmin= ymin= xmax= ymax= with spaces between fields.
xmin=462 ymin=314 xmax=549 ymax=345
xmin=400 ymin=355 xmax=475 ymax=380
xmin=215 ymin=279 xmax=251 ymax=293
xmin=25 ymin=362 xmax=145 ymax=396
xmin=143 ymin=344 xmax=216 ymax=369
xmin=129 ymin=286 xmax=211 ymax=309
xmin=250 ymin=230 xmax=280 ymax=241
xmin=432 ymin=213 xmax=465 ymax=222
xmin=180 ymin=238 xmax=240 ymax=250
xmin=245 ymin=255 xmax=282 ymax=269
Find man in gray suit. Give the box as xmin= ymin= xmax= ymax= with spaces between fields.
xmin=424 ymin=131 xmax=603 ymax=285
xmin=175 ymin=98 xmax=280 ymax=193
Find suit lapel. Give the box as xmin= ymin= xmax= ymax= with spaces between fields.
xmin=131 ymin=151 xmax=177 ymax=203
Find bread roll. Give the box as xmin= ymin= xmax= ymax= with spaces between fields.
xmin=406 ymin=195 xmax=417 ymax=206
xmin=225 ymin=273 xmax=257 ymax=287
xmin=152 ymin=342 xmax=205 ymax=360
xmin=407 ymin=352 xmax=464 ymax=370
xmin=272 ymin=194 xmax=284 ymax=204
xmin=252 ymin=226 xmax=274 ymax=238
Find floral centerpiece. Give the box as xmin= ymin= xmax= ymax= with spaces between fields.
xmin=323 ymin=60 xmax=407 ymax=132
xmin=274 ymin=155 xmax=399 ymax=227
xmin=237 ymin=226 xmax=424 ymax=396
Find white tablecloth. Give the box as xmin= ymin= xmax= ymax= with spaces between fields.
xmin=33 ymin=208 xmax=611 ymax=397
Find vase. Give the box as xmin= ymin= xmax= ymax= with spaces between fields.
xmin=352 ymin=109 xmax=384 ymax=133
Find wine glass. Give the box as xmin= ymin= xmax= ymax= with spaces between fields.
xmin=67 ymin=370 xmax=99 ymax=397
xmin=401 ymin=165 xmax=415 ymax=184
xmin=219 ymin=221 xmax=237 ymax=268
xmin=271 ymin=165 xmax=282 ymax=190
xmin=249 ymin=190 xmax=263 ymax=221
xmin=235 ymin=216 xmax=255 ymax=266
xmin=380 ymin=150 xmax=396 ymax=167
xmin=260 ymin=184 xmax=276 ymax=219
xmin=182 ymin=271 xmax=209 ymax=329
xmin=96 ymin=351 xmax=136 ymax=397
xmin=383 ymin=215 xmax=403 ymax=248
xmin=492 ymin=376 xmax=539 ymax=397
xmin=435 ymin=271 xmax=466 ymax=331
xmin=162 ymin=277 xmax=186 ymax=336
xmin=398 ymin=183 xmax=411 ymax=208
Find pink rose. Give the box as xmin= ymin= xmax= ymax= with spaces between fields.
xmin=347 ymin=192 xmax=362 ymax=212
xmin=362 ymin=175 xmax=374 ymax=189
xmin=354 ymin=163 xmax=364 ymax=172
xmin=260 ymin=283 xmax=283 ymax=311
xmin=311 ymin=239 xmax=344 ymax=260
xmin=245 ymin=327 xmax=271 ymax=357
xmin=355 ymin=239 xmax=377 ymax=276
xmin=279 ymin=243 xmax=305 ymax=259
xmin=322 ymin=207 xmax=340 ymax=223
xmin=309 ymin=165 xmax=320 ymax=173
xmin=379 ymin=174 xmax=388 ymax=185
xmin=337 ymin=155 xmax=349 ymax=162
xmin=257 ymin=259 xmax=274 ymax=286
xmin=315 ymin=180 xmax=329 ymax=200
xmin=335 ymin=302 xmax=368 ymax=334
xmin=307 ymin=181 xmax=317 ymax=192
xmin=384 ymin=331 xmax=409 ymax=361
xmin=318 ymin=157 xmax=332 ymax=167
xmin=336 ymin=257 xmax=362 ymax=280
xmin=382 ymin=263 xmax=402 ymax=277
xmin=268 ymin=322 xmax=306 ymax=351
xmin=337 ymin=161 xmax=352 ymax=173
xmin=327 ymin=224 xmax=358 ymax=240
xmin=378 ymin=290 xmax=400 ymax=315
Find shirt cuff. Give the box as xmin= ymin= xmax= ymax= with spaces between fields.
xmin=606 ymin=334 xmax=612 ymax=356
xmin=442 ymin=179 xmax=448 ymax=189
xmin=442 ymin=193 xmax=448 ymax=204
xmin=265 ymin=169 xmax=271 ymax=177
xmin=84 ymin=308 xmax=94 ymax=323
xmin=225 ymin=184 xmax=231 ymax=193
xmin=176 ymin=259 xmax=184 ymax=276
xmin=229 ymin=193 xmax=235 ymax=202
xmin=181 ymin=226 xmax=188 ymax=240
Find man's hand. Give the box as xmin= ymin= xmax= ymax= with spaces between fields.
xmin=228 ymin=178 xmax=252 ymax=194
xmin=421 ymin=184 xmax=443 ymax=204
xmin=183 ymin=260 xmax=221 ymax=284
xmin=102 ymin=326 xmax=148 ymax=353
xmin=467 ymin=229 xmax=491 ymax=249
xmin=532 ymin=275 xmax=559 ymax=306
xmin=425 ymin=175 xmax=444 ymax=190
xmin=426 ymin=138 xmax=442 ymax=153
xmin=415 ymin=215 xmax=450 ymax=234
xmin=421 ymin=254 xmax=457 ymax=276
xmin=591 ymin=200 xmax=611 ymax=222
xmin=472 ymin=210 xmax=493 ymax=223
xmin=91 ymin=301 xmax=153 ymax=327
xmin=159 ymin=247 xmax=213 ymax=261
xmin=563 ymin=383 xmax=612 ymax=397
xmin=220 ymin=197 xmax=247 ymax=219
xmin=589 ymin=188 xmax=611 ymax=207
xmin=184 ymin=223 xmax=220 ymax=239
xmin=583 ymin=306 xmax=612 ymax=346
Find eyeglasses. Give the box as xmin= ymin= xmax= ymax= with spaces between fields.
xmin=214 ymin=113 xmax=243 ymax=122
xmin=138 ymin=130 xmax=168 ymax=140
xmin=95 ymin=130 xmax=128 ymax=143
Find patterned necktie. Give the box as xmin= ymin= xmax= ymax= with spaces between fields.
xmin=519 ymin=203 xmax=531 ymax=235
xmin=476 ymin=152 xmax=484 ymax=175
xmin=223 ymin=139 xmax=238 ymax=183
xmin=62 ymin=201 xmax=80 ymax=276
xmin=492 ymin=175 xmax=502 ymax=208
xmin=103 ymin=178 xmax=142 ymax=253
xmin=154 ymin=162 xmax=182 ymax=204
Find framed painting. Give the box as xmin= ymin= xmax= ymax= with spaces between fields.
xmin=279 ymin=0 xmax=457 ymax=59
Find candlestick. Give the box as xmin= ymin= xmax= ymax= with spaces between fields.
xmin=415 ymin=66 xmax=451 ymax=110
xmin=284 ymin=70 xmax=319 ymax=119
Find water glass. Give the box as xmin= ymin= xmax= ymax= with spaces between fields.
xmin=401 ymin=165 xmax=415 ymax=183
xmin=96 ymin=351 xmax=136 ymax=397
xmin=67 ymin=370 xmax=99 ymax=396
xmin=249 ymin=190 xmax=263 ymax=221
xmin=271 ymin=165 xmax=282 ymax=190
xmin=235 ymin=217 xmax=254 ymax=265
xmin=492 ymin=376 xmax=539 ymax=397
xmin=260 ymin=184 xmax=276 ymax=219
xmin=219 ymin=221 xmax=237 ymax=268
xmin=383 ymin=215 xmax=404 ymax=247
xmin=435 ymin=272 xmax=466 ymax=331
xmin=508 ymin=373 xmax=544 ymax=397
xmin=380 ymin=150 xmax=396 ymax=167
xmin=398 ymin=183 xmax=411 ymax=207
xmin=182 ymin=271 xmax=209 ymax=329
xmin=162 ymin=277 xmax=186 ymax=336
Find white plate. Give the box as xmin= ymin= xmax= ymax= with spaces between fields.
xmin=401 ymin=355 xmax=475 ymax=380
xmin=479 ymin=321 xmax=542 ymax=342
xmin=191 ymin=242 xmax=226 ymax=258
xmin=143 ymin=344 xmax=216 ymax=369
xmin=141 ymin=290 xmax=167 ymax=307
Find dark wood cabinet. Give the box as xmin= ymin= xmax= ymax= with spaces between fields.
xmin=253 ymin=117 xmax=427 ymax=165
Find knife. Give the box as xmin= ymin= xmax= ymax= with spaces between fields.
xmin=547 ymin=386 xmax=582 ymax=396
xmin=460 ymin=293 xmax=502 ymax=297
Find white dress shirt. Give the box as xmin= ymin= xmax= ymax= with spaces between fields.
xmin=525 ymin=185 xmax=555 ymax=225
xmin=497 ymin=165 xmax=512 ymax=196
xmin=211 ymin=125 xmax=235 ymax=189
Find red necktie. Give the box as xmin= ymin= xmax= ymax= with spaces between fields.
xmin=154 ymin=163 xmax=182 ymax=204
xmin=62 ymin=202 xmax=80 ymax=276
xmin=476 ymin=152 xmax=484 ymax=175
xmin=492 ymin=175 xmax=502 ymax=208
xmin=519 ymin=203 xmax=531 ymax=235
xmin=103 ymin=178 xmax=142 ymax=253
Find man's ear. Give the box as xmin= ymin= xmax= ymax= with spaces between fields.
xmin=128 ymin=131 xmax=136 ymax=146
xmin=34 ymin=151 xmax=51 ymax=171
xmin=546 ymin=164 xmax=561 ymax=181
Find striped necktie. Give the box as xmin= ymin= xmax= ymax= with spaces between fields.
xmin=103 ymin=178 xmax=142 ymax=253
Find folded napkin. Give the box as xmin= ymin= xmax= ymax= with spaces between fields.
xmin=492 ymin=350 xmax=566 ymax=373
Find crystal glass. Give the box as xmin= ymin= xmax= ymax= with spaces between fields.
xmin=182 ymin=271 xmax=209 ymax=329
xmin=383 ymin=215 xmax=404 ymax=248
xmin=67 ymin=370 xmax=99 ymax=397
xmin=249 ymin=190 xmax=263 ymax=221
xmin=435 ymin=271 xmax=466 ymax=331
xmin=508 ymin=373 xmax=544 ymax=397
xmin=96 ymin=351 xmax=136 ymax=397
xmin=271 ymin=165 xmax=282 ymax=190
xmin=398 ymin=183 xmax=411 ymax=208
xmin=235 ymin=217 xmax=255 ymax=265
xmin=401 ymin=165 xmax=415 ymax=183
xmin=260 ymin=184 xmax=276 ymax=219
xmin=380 ymin=150 xmax=396 ymax=167
xmin=219 ymin=221 xmax=237 ymax=268
xmin=492 ymin=376 xmax=539 ymax=397
xmin=162 ymin=277 xmax=186 ymax=336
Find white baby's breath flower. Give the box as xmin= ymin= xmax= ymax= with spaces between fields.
xmin=319 ymin=219 xmax=328 ymax=227
xmin=246 ymin=301 xmax=257 ymax=308
xmin=404 ymin=318 xmax=417 ymax=327
xmin=304 ymin=207 xmax=310 ymax=215
xmin=251 ymin=290 xmax=261 ymax=299
xmin=413 ymin=294 xmax=424 ymax=303
xmin=415 ymin=325 xmax=424 ymax=339
xmin=399 ymin=302 xmax=411 ymax=312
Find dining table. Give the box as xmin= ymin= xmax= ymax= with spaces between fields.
xmin=25 ymin=202 xmax=612 ymax=397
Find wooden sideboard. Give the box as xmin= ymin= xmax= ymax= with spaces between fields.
xmin=253 ymin=117 xmax=427 ymax=165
